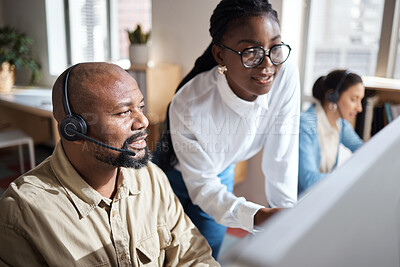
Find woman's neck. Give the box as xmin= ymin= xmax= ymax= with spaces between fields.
xmin=322 ymin=103 xmax=340 ymax=128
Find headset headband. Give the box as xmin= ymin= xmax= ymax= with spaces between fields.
xmin=62 ymin=64 xmax=80 ymax=116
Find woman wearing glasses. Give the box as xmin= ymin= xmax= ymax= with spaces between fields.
xmin=154 ymin=0 xmax=300 ymax=258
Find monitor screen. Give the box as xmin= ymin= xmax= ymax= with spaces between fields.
xmin=220 ymin=117 xmax=400 ymax=267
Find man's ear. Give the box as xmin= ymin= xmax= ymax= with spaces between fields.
xmin=212 ymin=44 xmax=224 ymax=65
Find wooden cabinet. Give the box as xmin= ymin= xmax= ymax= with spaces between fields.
xmin=362 ymin=76 xmax=400 ymax=102
xmin=355 ymin=76 xmax=400 ymax=141
xmin=127 ymin=63 xmax=181 ymax=151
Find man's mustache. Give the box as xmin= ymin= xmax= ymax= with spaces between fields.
xmin=124 ymin=129 xmax=149 ymax=145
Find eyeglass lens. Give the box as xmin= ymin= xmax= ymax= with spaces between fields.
xmin=242 ymin=45 xmax=290 ymax=67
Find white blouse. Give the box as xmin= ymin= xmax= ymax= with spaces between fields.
xmin=314 ymin=101 xmax=340 ymax=173
xmin=169 ymin=62 xmax=300 ymax=231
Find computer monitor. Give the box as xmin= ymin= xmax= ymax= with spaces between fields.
xmin=220 ymin=117 xmax=400 ymax=267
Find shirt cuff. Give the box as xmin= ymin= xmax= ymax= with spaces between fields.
xmin=236 ymin=201 xmax=264 ymax=232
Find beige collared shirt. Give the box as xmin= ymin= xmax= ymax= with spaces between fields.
xmin=0 ymin=142 xmax=218 ymax=266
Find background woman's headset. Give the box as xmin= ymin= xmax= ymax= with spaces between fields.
xmin=327 ymin=69 xmax=351 ymax=104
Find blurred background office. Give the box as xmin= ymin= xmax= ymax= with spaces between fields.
xmin=1 ymin=0 xmax=400 ymax=203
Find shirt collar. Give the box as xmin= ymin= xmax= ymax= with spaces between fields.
xmin=118 ymin=168 xmax=140 ymax=199
xmin=50 ymin=142 xmax=139 ymax=218
xmin=216 ymin=67 xmax=269 ymax=114
xmin=314 ymin=101 xmax=341 ymax=131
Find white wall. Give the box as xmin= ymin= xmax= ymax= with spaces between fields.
xmin=2 ymin=0 xmax=55 ymax=87
xmin=151 ymin=0 xmax=285 ymax=77
xmin=151 ymin=0 xmax=219 ymax=77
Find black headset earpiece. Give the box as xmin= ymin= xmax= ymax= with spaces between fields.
xmin=327 ymin=69 xmax=351 ymax=104
xmin=59 ymin=64 xmax=88 ymax=141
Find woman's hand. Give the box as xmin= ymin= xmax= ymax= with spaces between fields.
xmin=254 ymin=207 xmax=283 ymax=226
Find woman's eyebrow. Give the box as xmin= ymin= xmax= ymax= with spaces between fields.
xmin=236 ymin=35 xmax=281 ymax=45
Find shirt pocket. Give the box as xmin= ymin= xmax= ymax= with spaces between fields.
xmin=136 ymin=224 xmax=172 ymax=266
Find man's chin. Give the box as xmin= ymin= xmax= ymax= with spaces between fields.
xmin=96 ymin=147 xmax=152 ymax=169
xmin=132 ymin=147 xmax=146 ymax=158
xmin=122 ymin=147 xmax=151 ymax=169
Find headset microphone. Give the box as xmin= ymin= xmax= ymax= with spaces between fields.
xmin=59 ymin=63 xmax=136 ymax=157
xmin=66 ymin=128 xmax=136 ymax=156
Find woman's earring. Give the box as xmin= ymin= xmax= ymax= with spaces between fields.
xmin=329 ymin=102 xmax=337 ymax=112
xmin=218 ymin=64 xmax=227 ymax=75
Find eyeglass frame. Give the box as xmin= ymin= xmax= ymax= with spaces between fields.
xmin=217 ymin=42 xmax=291 ymax=68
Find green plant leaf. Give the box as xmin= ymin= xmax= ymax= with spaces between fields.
xmin=0 ymin=25 xmax=41 ymax=85
xmin=127 ymin=24 xmax=151 ymax=45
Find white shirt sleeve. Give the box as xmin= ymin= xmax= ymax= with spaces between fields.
xmin=262 ymin=63 xmax=300 ymax=208
xmin=169 ymin=100 xmax=263 ymax=232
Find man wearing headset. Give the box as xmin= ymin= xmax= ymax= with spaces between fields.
xmin=0 ymin=62 xmax=218 ymax=266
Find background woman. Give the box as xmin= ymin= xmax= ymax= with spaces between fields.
xmin=298 ymin=69 xmax=365 ymax=195
xmin=155 ymin=0 xmax=300 ymax=258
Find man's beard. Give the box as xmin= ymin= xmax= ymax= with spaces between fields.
xmin=95 ymin=130 xmax=151 ymax=169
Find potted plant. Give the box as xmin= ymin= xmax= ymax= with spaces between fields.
xmin=127 ymin=24 xmax=151 ymax=66
xmin=0 ymin=26 xmax=40 ymax=92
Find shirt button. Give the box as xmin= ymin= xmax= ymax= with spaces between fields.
xmin=121 ymin=253 xmax=126 ymax=260
xmin=112 ymin=211 xmax=116 ymax=217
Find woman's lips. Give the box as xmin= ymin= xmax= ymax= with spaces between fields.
xmin=252 ymin=75 xmax=274 ymax=85
xmin=349 ymin=112 xmax=357 ymax=118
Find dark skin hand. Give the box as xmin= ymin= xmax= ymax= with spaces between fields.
xmin=254 ymin=207 xmax=283 ymax=226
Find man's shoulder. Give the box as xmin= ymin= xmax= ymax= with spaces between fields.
xmin=0 ymin=156 xmax=58 ymax=224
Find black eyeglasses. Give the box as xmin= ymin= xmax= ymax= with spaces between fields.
xmin=217 ymin=42 xmax=291 ymax=68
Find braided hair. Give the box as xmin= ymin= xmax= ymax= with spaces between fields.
xmin=312 ymin=70 xmax=363 ymax=105
xmin=156 ymin=0 xmax=279 ymax=171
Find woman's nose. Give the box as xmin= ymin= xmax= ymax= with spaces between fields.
xmin=357 ymin=101 xmax=363 ymax=113
xmin=257 ymin=54 xmax=274 ymax=69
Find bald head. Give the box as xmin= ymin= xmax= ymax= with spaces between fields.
xmin=52 ymin=62 xmax=135 ymax=124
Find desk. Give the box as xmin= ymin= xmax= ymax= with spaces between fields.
xmin=0 ymin=88 xmax=59 ymax=146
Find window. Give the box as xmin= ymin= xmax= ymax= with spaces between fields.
xmin=45 ymin=0 xmax=68 ymax=75
xmin=302 ymin=0 xmax=385 ymax=97
xmin=65 ymin=0 xmax=151 ymax=65
xmin=67 ymin=0 xmax=109 ymax=63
